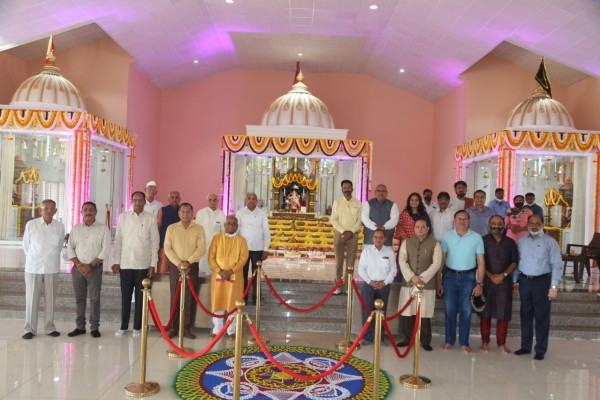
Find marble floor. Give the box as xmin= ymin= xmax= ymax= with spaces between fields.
xmin=0 ymin=317 xmax=599 ymax=400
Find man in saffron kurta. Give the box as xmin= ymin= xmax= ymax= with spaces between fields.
xmin=208 ymin=215 xmax=249 ymax=337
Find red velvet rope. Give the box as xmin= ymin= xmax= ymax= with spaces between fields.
xmin=187 ymin=275 xmax=255 ymax=318
xmin=148 ymin=297 xmax=233 ymax=358
xmin=351 ymin=279 xmax=414 ymax=322
xmin=164 ymin=279 xmax=181 ymax=330
xmin=247 ymin=314 xmax=372 ymax=381
xmin=383 ymin=303 xmax=421 ymax=359
xmin=263 ymin=275 xmax=344 ymax=313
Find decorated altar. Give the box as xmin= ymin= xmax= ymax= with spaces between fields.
xmin=220 ymin=65 xmax=371 ymax=255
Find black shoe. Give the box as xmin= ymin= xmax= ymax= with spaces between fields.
xmin=396 ymin=341 xmax=409 ymax=347
xmin=68 ymin=328 xmax=86 ymax=337
xmin=22 ymin=332 xmax=34 ymax=340
xmin=534 ymin=353 xmax=544 ymax=360
xmin=422 ymin=344 xmax=433 ymax=351
xmin=47 ymin=331 xmax=60 ymax=337
xmin=514 ymin=349 xmax=531 ymax=356
xmin=90 ymin=330 xmax=101 ymax=338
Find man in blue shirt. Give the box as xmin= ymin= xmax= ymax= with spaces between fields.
xmin=487 ymin=188 xmax=511 ymax=218
xmin=467 ymin=190 xmax=495 ymax=237
xmin=514 ymin=214 xmax=562 ymax=361
xmin=437 ymin=210 xmax=485 ymax=353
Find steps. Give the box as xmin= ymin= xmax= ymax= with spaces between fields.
xmin=1 ymin=270 xmax=598 ymax=340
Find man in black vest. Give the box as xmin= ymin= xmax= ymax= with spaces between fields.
xmin=361 ymin=184 xmax=399 ymax=248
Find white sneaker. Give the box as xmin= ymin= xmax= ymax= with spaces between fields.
xmin=133 ymin=329 xmax=141 ymax=338
xmin=115 ymin=329 xmax=127 ymax=337
xmin=333 ymin=288 xmax=343 ymax=295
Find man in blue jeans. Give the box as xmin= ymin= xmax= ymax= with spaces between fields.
xmin=436 ymin=210 xmax=485 ymax=353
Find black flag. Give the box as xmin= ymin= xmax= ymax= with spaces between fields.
xmin=535 ymin=58 xmax=552 ymax=98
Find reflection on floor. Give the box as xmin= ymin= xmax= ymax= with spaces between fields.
xmin=0 ymin=318 xmax=598 ymax=400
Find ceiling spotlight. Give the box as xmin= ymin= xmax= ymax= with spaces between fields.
xmin=298 ymin=53 xmax=303 ymax=57
xmin=193 ymin=59 xmax=199 ymax=64
xmin=369 ymin=5 xmax=378 ymax=10
xmin=399 ymin=68 xmax=405 ymax=73
xmin=225 ymin=0 xmax=234 ymax=3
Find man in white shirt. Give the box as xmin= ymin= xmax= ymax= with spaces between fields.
xmin=331 ymin=180 xmax=363 ymax=295
xmin=357 ymin=228 xmax=396 ymax=345
xmin=236 ymin=192 xmax=271 ymax=304
xmin=112 ymin=191 xmax=159 ymax=337
xmin=448 ymin=180 xmax=473 ymax=213
xmin=67 ymin=202 xmax=111 ymax=338
xmin=422 ymin=188 xmax=438 ymax=214
xmin=22 ymin=199 xmax=65 ymax=339
xmin=195 ymin=193 xmax=226 ymax=275
xmin=429 ymin=192 xmax=454 ymax=242
xmin=143 ymin=181 xmax=162 ymax=217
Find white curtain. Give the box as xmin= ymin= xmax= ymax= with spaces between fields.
xmin=0 ymin=134 xmax=15 ymax=238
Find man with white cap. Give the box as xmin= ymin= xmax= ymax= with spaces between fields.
xmin=144 ymin=181 xmax=163 ymax=217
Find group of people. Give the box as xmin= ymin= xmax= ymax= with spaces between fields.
xmin=22 ymin=179 xmax=562 ymax=361
xmin=21 ymin=181 xmax=271 ymax=341
xmin=332 ymin=180 xmax=562 ymax=360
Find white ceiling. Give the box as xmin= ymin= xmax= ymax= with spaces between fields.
xmin=1 ymin=0 xmax=598 ymax=100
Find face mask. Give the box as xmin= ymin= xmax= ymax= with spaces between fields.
xmin=489 ymin=228 xmax=503 ymax=236
xmin=528 ymin=229 xmax=541 ymax=236
xmin=226 ymin=232 xmax=237 ymax=238
xmin=496 ymin=198 xmax=503 ymax=203
xmin=424 ymin=195 xmax=432 ymax=202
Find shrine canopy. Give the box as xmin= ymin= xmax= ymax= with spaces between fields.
xmin=0 ymin=36 xmax=136 ymax=239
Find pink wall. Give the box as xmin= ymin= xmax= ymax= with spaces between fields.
xmin=432 ymin=85 xmax=467 ymax=196
xmin=159 ymin=69 xmax=434 ymax=210
xmin=0 ymin=52 xmax=28 ymax=105
xmin=567 ymin=77 xmax=600 ymax=130
xmin=26 ymin=37 xmax=132 ymax=126
xmin=462 ymin=55 xmax=568 ymax=140
xmin=127 ymin=65 xmax=161 ymax=193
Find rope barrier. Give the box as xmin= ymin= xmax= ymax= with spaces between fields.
xmin=383 ymin=304 xmax=421 ymax=359
xmin=246 ymin=313 xmax=373 ymax=381
xmin=186 ymin=275 xmax=255 ymax=319
xmin=164 ymin=279 xmax=181 ymax=330
xmin=263 ymin=275 xmax=344 ymax=313
xmin=351 ymin=279 xmax=415 ymax=321
xmin=148 ymin=298 xmax=233 ymax=358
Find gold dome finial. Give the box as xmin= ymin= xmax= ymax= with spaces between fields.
xmin=45 ymin=36 xmax=56 ymax=67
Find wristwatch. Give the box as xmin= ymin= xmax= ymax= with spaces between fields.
xmin=503 ymin=272 xmax=508 ymax=277
xmin=477 ymin=282 xmax=483 ymax=286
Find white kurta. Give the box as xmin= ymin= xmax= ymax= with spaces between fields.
xmin=195 ymin=207 xmax=226 ymax=274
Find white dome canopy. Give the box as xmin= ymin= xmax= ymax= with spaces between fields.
xmin=505 ymin=87 xmax=574 ymax=131
xmin=261 ymin=69 xmax=334 ymax=129
xmin=10 ymin=37 xmax=86 ymax=112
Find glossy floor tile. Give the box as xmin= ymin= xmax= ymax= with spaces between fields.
xmin=0 ymin=318 xmax=598 ymax=399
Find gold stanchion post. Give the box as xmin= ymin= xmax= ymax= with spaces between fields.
xmin=372 ymin=299 xmax=384 ymax=399
xmin=335 ymin=266 xmax=360 ymax=351
xmin=233 ymin=300 xmax=245 ymax=399
xmin=248 ymin=261 xmax=269 ymax=345
xmin=124 ymin=279 xmax=160 ymax=397
xmin=167 ymin=264 xmax=194 ymax=358
xmin=400 ymin=283 xmax=432 ymax=388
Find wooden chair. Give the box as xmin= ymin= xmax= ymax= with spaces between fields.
xmin=562 ymin=233 xmax=600 ymax=283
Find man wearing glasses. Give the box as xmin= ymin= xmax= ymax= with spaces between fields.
xmin=513 ymin=214 xmax=562 ymax=360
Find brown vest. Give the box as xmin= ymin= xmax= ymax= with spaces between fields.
xmin=402 ymin=236 xmax=437 ymax=290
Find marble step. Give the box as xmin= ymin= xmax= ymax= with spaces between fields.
xmin=246 ymin=303 xmax=347 ymax=320
xmin=0 ymin=279 xmax=122 ymax=297
xmin=249 ymin=315 xmax=346 ymax=334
